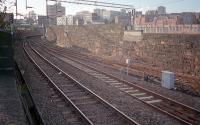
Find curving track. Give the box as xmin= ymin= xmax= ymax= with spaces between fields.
xmin=32 ymin=40 xmax=200 ymax=125
xmin=24 ymin=41 xmax=140 ymax=125
xmin=35 ymin=39 xmax=200 ymax=91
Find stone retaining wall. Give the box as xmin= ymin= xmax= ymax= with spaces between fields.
xmin=46 ymin=25 xmax=200 ymax=77
xmin=128 ymin=34 xmax=200 ymax=76
xmin=46 ymin=24 xmax=123 ymax=56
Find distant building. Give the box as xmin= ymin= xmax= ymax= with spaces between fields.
xmin=67 ymin=15 xmax=75 ymax=25
xmin=57 ymin=15 xmax=75 ymax=25
xmin=157 ymin=6 xmax=166 ymax=15
xmin=94 ymin=9 xmax=120 ymax=22
xmin=94 ymin=9 xmax=106 ymax=20
xmin=135 ymin=15 xmax=145 ymax=26
xmin=155 ymin=15 xmax=183 ymax=26
xmin=47 ymin=2 xmax=65 ymax=25
xmin=102 ymin=10 xmax=110 ymax=20
xmin=75 ymin=18 xmax=84 ymax=26
xmin=135 ymin=14 xmax=183 ymax=26
xmin=29 ymin=11 xmax=37 ymax=19
xmin=76 ymin=11 xmax=99 ymax=24
xmin=194 ymin=12 xmax=200 ymax=19
xmin=120 ymin=9 xmax=127 ymax=15
xmin=110 ymin=10 xmax=121 ymax=21
xmin=181 ymin=12 xmax=196 ymax=24
xmin=133 ymin=6 xmax=200 ymax=33
xmin=194 ymin=12 xmax=200 ymax=24
xmin=115 ymin=15 xmax=131 ymax=26
xmin=38 ymin=16 xmax=49 ymax=27
xmin=57 ymin=16 xmax=67 ymax=25
xmin=145 ymin=10 xmax=158 ymax=22
xmin=3 ymin=13 xmax=14 ymax=24
xmin=26 ymin=11 xmax=37 ymax=24
xmin=145 ymin=10 xmax=158 ymax=16
xmin=135 ymin=11 xmax=142 ymax=17
xmin=170 ymin=12 xmax=196 ymax=24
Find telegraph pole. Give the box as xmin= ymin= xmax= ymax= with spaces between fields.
xmin=25 ymin=0 xmax=27 ymax=9
xmin=46 ymin=0 xmax=50 ymax=26
xmin=131 ymin=9 xmax=135 ymax=30
xmin=46 ymin=0 xmax=48 ymax=18
xmin=45 ymin=0 xmax=49 ymax=38
xmin=15 ymin=0 xmax=17 ymax=18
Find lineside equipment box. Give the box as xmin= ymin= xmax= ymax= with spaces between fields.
xmin=161 ymin=71 xmax=175 ymax=89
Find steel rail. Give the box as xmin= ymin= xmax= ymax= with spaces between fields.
xmin=34 ymin=43 xmax=200 ymax=125
xmin=23 ymin=42 xmax=94 ymax=125
xmin=32 ymin=41 xmax=199 ymax=88
xmin=35 ymin=42 xmax=200 ymax=112
xmin=27 ymin=42 xmax=141 ymax=125
xmin=36 ymin=41 xmax=199 ymax=94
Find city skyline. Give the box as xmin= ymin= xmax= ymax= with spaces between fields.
xmin=5 ymin=0 xmax=200 ymax=16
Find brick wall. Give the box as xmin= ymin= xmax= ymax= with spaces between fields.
xmin=135 ymin=24 xmax=200 ymax=33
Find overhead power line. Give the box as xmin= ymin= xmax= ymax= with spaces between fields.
xmin=74 ymin=0 xmax=133 ymax=8
xmin=56 ymin=0 xmax=134 ymax=9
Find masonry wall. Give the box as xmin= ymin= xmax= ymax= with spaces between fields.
xmin=46 ymin=25 xmax=200 ymax=77
xmin=124 ymin=34 xmax=200 ymax=76
xmin=46 ymin=24 xmax=123 ymax=56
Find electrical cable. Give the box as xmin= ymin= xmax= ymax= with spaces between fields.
xmin=59 ymin=0 xmax=133 ymax=9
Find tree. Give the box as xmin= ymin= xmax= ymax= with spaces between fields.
xmin=0 ymin=0 xmax=14 ymax=29
xmin=0 ymin=0 xmax=7 ymax=28
xmin=0 ymin=0 xmax=7 ymax=11
xmin=193 ymin=18 xmax=200 ymax=24
xmin=196 ymin=18 xmax=200 ymax=24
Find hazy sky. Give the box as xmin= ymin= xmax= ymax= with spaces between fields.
xmin=7 ymin=0 xmax=200 ymax=16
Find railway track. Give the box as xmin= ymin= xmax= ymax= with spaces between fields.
xmin=32 ymin=41 xmax=200 ymax=125
xmin=24 ymin=42 xmax=92 ymax=125
xmin=36 ymin=40 xmax=200 ymax=90
xmin=24 ymin=41 xmax=140 ymax=125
